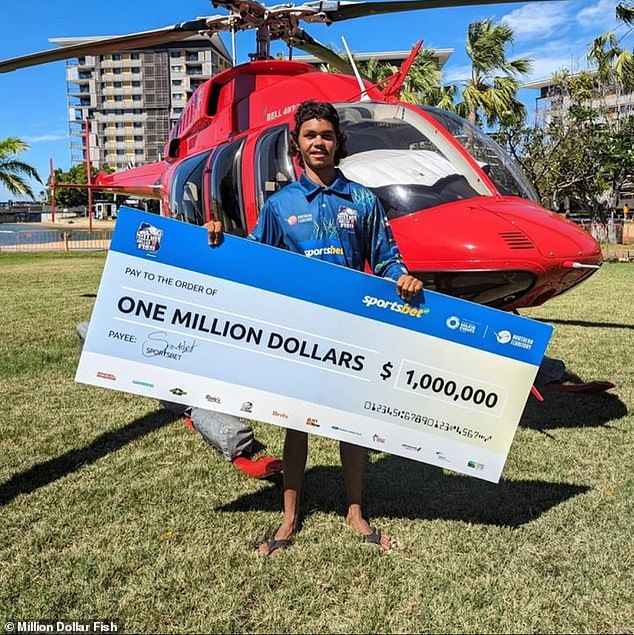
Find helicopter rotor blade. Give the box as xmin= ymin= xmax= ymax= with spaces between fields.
xmin=0 ymin=19 xmax=213 ymax=73
xmin=300 ymin=0 xmax=551 ymax=23
xmin=0 ymin=0 xmax=557 ymax=73
xmin=285 ymin=29 xmax=359 ymax=75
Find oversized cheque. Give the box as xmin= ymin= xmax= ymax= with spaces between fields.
xmin=76 ymin=207 xmax=553 ymax=482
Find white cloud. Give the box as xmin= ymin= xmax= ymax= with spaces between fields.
xmin=23 ymin=133 xmax=67 ymax=143
xmin=442 ymin=63 xmax=472 ymax=85
xmin=577 ymin=0 xmax=620 ymax=30
xmin=502 ymin=2 xmax=574 ymax=40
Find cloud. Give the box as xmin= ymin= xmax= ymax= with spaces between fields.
xmin=442 ymin=64 xmax=471 ymax=85
xmin=23 ymin=133 xmax=67 ymax=143
xmin=577 ymin=0 xmax=620 ymax=30
xmin=502 ymin=2 xmax=574 ymax=40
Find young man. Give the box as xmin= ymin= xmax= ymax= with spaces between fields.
xmin=208 ymin=100 xmax=422 ymax=555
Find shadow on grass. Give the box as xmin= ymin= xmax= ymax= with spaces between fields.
xmin=216 ymin=457 xmax=589 ymax=528
xmin=0 ymin=408 xmax=179 ymax=507
xmin=535 ymin=317 xmax=634 ymax=330
xmin=521 ymin=378 xmax=627 ymax=432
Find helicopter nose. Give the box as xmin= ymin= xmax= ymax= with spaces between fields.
xmin=388 ymin=198 xmax=602 ymax=310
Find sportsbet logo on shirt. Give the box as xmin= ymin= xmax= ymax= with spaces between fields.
xmin=303 ymin=244 xmax=345 ymax=258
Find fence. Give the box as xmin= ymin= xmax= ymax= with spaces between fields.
xmin=0 ymin=229 xmax=112 ymax=252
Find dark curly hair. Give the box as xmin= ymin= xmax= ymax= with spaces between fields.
xmin=290 ymin=100 xmax=348 ymax=167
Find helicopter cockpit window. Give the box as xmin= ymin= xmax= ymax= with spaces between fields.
xmin=421 ymin=107 xmax=539 ymax=202
xmin=336 ymin=102 xmax=490 ymax=219
xmin=254 ymin=125 xmax=296 ymax=209
xmin=168 ymin=151 xmax=209 ymax=225
xmin=209 ymin=138 xmax=247 ymax=236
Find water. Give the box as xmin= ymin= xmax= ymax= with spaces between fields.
xmin=0 ymin=223 xmax=45 ymax=232
xmin=0 ymin=223 xmax=103 ymax=246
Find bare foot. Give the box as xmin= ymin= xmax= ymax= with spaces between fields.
xmin=346 ymin=515 xmax=394 ymax=552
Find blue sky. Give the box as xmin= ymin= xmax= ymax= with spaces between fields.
xmin=0 ymin=0 xmax=627 ymax=201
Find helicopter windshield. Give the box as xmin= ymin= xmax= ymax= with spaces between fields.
xmin=336 ymin=102 xmax=491 ymax=219
xmin=421 ymin=107 xmax=539 ymax=202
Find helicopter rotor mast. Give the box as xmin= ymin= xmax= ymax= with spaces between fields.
xmin=0 ymin=0 xmax=555 ymax=74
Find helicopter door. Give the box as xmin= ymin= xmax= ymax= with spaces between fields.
xmin=168 ymin=151 xmax=210 ymax=225
xmin=254 ymin=125 xmax=296 ymax=210
xmin=208 ymin=138 xmax=247 ymax=236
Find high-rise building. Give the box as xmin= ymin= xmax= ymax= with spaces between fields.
xmin=51 ymin=35 xmax=232 ymax=171
xmin=524 ymin=72 xmax=634 ymax=127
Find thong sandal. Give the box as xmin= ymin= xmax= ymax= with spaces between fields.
xmin=363 ymin=527 xmax=394 ymax=552
xmin=259 ymin=535 xmax=293 ymax=556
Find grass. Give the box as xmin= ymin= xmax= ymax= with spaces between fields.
xmin=0 ymin=252 xmax=632 ymax=634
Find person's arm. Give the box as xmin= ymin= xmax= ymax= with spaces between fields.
xmin=248 ymin=199 xmax=284 ymax=247
xmin=366 ymin=195 xmax=423 ymax=301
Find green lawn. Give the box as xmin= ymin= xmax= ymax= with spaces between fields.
xmin=0 ymin=252 xmax=632 ymax=634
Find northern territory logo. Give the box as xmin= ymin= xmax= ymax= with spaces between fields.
xmin=135 ymin=222 xmax=163 ymax=253
xmin=495 ymin=329 xmax=534 ymax=350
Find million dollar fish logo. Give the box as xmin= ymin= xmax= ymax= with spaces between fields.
xmin=135 ymin=222 xmax=163 ymax=253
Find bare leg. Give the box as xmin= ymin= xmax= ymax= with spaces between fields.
xmin=340 ymin=441 xmax=393 ymax=551
xmin=259 ymin=428 xmax=307 ymax=555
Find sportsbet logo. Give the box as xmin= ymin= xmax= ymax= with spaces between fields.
xmin=304 ymin=245 xmax=345 ymax=258
xmin=362 ymin=295 xmax=429 ymax=318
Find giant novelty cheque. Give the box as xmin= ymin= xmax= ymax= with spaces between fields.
xmin=76 ymin=207 xmax=553 ymax=482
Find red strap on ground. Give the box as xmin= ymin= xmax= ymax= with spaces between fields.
xmin=232 ymin=456 xmax=284 ymax=479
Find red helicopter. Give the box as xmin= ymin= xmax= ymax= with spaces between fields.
xmin=0 ymin=0 xmax=602 ymax=312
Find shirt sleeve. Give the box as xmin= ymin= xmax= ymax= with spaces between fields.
xmin=366 ymin=195 xmax=409 ymax=280
xmin=248 ymin=199 xmax=284 ymax=247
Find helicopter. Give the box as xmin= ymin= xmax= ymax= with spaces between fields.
xmin=0 ymin=0 xmax=603 ymax=312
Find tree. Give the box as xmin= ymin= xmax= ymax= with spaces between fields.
xmin=48 ymin=163 xmax=115 ymax=208
xmin=588 ymin=2 xmax=634 ymax=89
xmin=498 ymin=69 xmax=634 ymax=219
xmin=0 ymin=137 xmax=41 ymax=200
xmin=457 ymin=19 xmax=532 ymax=126
xmin=358 ymin=48 xmax=445 ymax=105
xmin=320 ymin=47 xmax=444 ymax=105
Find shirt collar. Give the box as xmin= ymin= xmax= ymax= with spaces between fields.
xmin=298 ymin=170 xmax=351 ymax=200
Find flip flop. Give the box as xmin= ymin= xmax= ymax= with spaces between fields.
xmin=363 ymin=527 xmax=394 ymax=552
xmin=258 ymin=535 xmax=293 ymax=556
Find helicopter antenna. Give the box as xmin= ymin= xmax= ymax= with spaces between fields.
xmin=341 ymin=36 xmax=370 ymax=102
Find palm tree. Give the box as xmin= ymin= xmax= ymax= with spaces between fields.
xmin=588 ymin=3 xmax=634 ymax=89
xmin=321 ymin=47 xmax=444 ymax=105
xmin=457 ymin=19 xmax=532 ymax=126
xmin=617 ymin=1 xmax=634 ymax=25
xmin=0 ymin=137 xmax=41 ymax=199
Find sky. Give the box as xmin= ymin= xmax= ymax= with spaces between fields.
xmin=0 ymin=0 xmax=628 ymax=201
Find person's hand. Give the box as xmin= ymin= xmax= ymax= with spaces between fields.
xmin=204 ymin=219 xmax=223 ymax=247
xmin=396 ymin=274 xmax=423 ymax=301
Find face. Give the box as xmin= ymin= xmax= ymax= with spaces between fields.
xmin=296 ymin=117 xmax=338 ymax=173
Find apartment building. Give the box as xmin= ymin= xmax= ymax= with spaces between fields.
xmin=524 ymin=72 xmax=634 ymax=127
xmin=51 ymin=35 xmax=232 ymax=170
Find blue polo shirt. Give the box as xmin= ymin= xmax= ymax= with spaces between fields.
xmin=249 ymin=170 xmax=408 ymax=280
